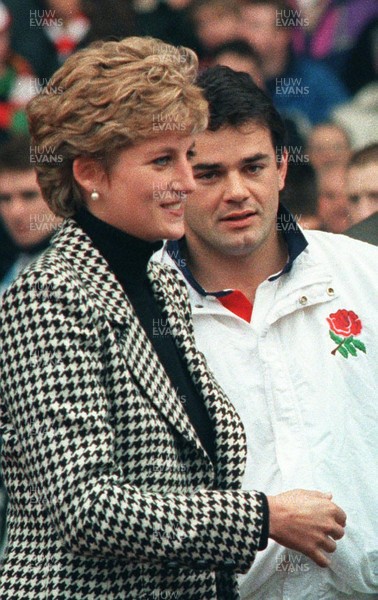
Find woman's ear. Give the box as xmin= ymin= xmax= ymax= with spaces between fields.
xmin=73 ymin=157 xmax=105 ymax=198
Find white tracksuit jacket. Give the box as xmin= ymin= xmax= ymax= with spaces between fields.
xmin=154 ymin=228 xmax=378 ymax=600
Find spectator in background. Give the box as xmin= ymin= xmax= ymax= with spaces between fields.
xmin=0 ymin=135 xmax=61 ymax=294
xmin=280 ymin=162 xmax=321 ymax=230
xmin=37 ymin=0 xmax=90 ymax=66
xmin=4 ymin=0 xmax=90 ymax=82
xmin=0 ymin=2 xmax=36 ymax=142
xmin=239 ymin=0 xmax=349 ymax=128
xmin=306 ymin=122 xmax=352 ymax=173
xmin=316 ymin=164 xmax=351 ymax=233
xmin=292 ymin=1 xmax=378 ymax=86
xmin=211 ymin=39 xmax=265 ymax=89
xmin=332 ymin=26 xmax=378 ymax=152
xmin=344 ymin=143 xmax=378 ymax=245
xmin=189 ymin=0 xmax=242 ymax=65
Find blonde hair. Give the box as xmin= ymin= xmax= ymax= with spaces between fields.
xmin=27 ymin=37 xmax=208 ymax=217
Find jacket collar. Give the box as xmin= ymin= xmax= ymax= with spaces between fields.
xmin=50 ymin=218 xmax=134 ymax=327
xmin=165 ymin=204 xmax=308 ymax=297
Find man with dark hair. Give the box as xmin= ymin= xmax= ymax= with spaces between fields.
xmin=155 ymin=66 xmax=378 ymax=599
xmin=0 ymin=135 xmax=61 ymax=294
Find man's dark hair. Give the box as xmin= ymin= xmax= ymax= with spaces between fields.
xmin=0 ymin=135 xmax=33 ymax=173
xmin=197 ymin=66 xmax=287 ymax=151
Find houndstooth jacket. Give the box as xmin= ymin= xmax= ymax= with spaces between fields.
xmin=0 ymin=219 xmax=265 ymax=599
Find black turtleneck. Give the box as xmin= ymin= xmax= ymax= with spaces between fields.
xmin=74 ymin=208 xmax=217 ymax=466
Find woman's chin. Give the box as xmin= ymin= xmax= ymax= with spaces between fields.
xmin=161 ymin=222 xmax=185 ymax=241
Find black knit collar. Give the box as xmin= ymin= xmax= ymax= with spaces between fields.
xmin=74 ymin=208 xmax=162 ymax=284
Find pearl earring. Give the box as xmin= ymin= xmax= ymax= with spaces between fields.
xmin=90 ymin=189 xmax=100 ymax=201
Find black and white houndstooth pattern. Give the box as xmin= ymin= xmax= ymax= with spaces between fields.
xmin=0 ymin=219 xmax=265 ymax=599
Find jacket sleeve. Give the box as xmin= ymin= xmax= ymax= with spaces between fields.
xmin=0 ymin=271 xmax=265 ymax=573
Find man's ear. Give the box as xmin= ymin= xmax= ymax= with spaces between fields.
xmin=277 ymin=147 xmax=288 ymax=191
xmin=72 ymin=157 xmax=105 ymax=197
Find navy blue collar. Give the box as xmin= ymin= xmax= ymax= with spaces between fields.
xmin=165 ymin=204 xmax=308 ymax=298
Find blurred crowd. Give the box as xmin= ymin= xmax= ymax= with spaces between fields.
xmin=0 ymin=0 xmax=377 ymax=561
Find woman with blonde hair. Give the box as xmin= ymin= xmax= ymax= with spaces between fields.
xmin=0 ymin=37 xmax=345 ymax=599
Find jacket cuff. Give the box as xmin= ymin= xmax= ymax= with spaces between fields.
xmin=258 ymin=492 xmax=269 ymax=550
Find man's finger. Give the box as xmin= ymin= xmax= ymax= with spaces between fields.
xmin=321 ymin=536 xmax=337 ymax=553
xmin=328 ymin=524 xmax=345 ymax=541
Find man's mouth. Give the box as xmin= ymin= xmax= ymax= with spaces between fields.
xmin=221 ymin=210 xmax=256 ymax=221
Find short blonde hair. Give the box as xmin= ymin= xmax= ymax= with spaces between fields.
xmin=27 ymin=37 xmax=208 ymax=217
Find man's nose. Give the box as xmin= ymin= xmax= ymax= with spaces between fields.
xmin=224 ymin=172 xmax=250 ymax=202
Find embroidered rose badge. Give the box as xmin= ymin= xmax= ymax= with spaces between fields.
xmin=327 ymin=309 xmax=366 ymax=358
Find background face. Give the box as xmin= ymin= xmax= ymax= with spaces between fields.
xmin=317 ymin=166 xmax=352 ymax=233
xmin=307 ymin=126 xmax=351 ymax=171
xmin=347 ymin=163 xmax=378 ymax=225
xmin=0 ymin=169 xmax=59 ymax=248
xmin=240 ymin=4 xmax=290 ymax=70
xmin=184 ymin=123 xmax=287 ymax=259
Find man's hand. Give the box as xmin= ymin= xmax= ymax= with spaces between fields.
xmin=267 ymin=489 xmax=346 ymax=568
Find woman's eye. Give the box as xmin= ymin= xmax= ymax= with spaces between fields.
xmin=153 ymin=156 xmax=170 ymax=166
xmin=187 ymin=149 xmax=196 ymax=161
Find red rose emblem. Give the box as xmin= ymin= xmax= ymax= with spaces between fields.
xmin=327 ymin=309 xmax=362 ymax=337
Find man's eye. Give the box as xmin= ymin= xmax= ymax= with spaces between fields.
xmin=349 ymin=194 xmax=360 ymax=203
xmin=195 ymin=171 xmax=218 ymax=181
xmin=0 ymin=194 xmax=11 ymax=203
xmin=246 ymin=165 xmax=262 ymax=174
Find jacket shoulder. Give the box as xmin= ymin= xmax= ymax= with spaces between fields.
xmin=304 ymin=229 xmax=378 ymax=279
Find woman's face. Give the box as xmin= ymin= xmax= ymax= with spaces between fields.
xmin=85 ymin=132 xmax=197 ymax=241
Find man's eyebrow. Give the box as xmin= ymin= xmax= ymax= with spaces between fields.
xmin=193 ymin=153 xmax=271 ymax=171
xmin=193 ymin=162 xmax=223 ymax=171
xmin=242 ymin=153 xmax=270 ymax=163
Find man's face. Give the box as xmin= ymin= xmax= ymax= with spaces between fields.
xmin=347 ymin=162 xmax=378 ymax=225
xmin=184 ymin=123 xmax=287 ymax=258
xmin=240 ymin=4 xmax=290 ymax=67
xmin=0 ymin=169 xmax=59 ymax=248
xmin=317 ymin=166 xmax=352 ymax=233
xmin=307 ymin=125 xmax=351 ymax=171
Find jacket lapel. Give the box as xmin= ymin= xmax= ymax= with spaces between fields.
xmin=51 ymin=220 xmax=209 ymax=463
xmin=148 ymin=261 xmax=248 ymax=489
